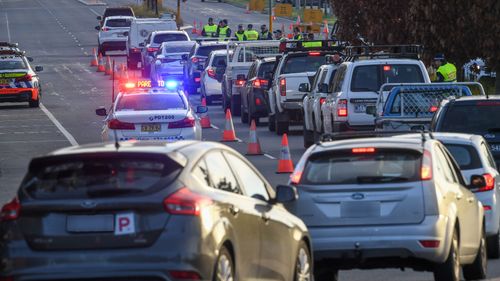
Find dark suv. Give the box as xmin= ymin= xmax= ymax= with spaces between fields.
xmin=96 ymin=7 xmax=135 ymax=27
xmin=183 ymin=41 xmax=227 ymax=95
xmin=431 ymin=95 xmax=500 ymax=167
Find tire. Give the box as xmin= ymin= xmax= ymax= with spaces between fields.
xmin=275 ymin=111 xmax=289 ymax=135
xmin=463 ymin=229 xmax=487 ymax=280
xmin=303 ymin=125 xmax=314 ymax=148
xmin=434 ymin=230 xmax=460 ymax=281
xmin=268 ymin=114 xmax=276 ymax=132
xmin=213 ymin=246 xmax=234 ymax=281
xmin=294 ymin=241 xmax=313 ymax=281
xmin=230 ymin=96 xmax=241 ymax=116
xmin=241 ymin=102 xmax=248 ymax=124
xmin=487 ymin=232 xmax=500 ymax=259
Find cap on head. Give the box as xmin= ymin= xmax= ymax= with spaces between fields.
xmin=222 ymin=19 xmax=228 ymax=24
xmin=238 ymin=24 xmax=243 ymax=28
xmin=247 ymin=24 xmax=253 ymax=29
xmin=273 ymin=29 xmax=282 ymax=34
xmin=261 ymin=24 xmax=266 ymax=29
xmin=434 ymin=53 xmax=445 ymax=61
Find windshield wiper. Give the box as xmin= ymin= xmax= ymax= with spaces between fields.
xmin=356 ymin=176 xmax=409 ymax=184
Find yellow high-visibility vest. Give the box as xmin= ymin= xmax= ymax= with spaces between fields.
xmin=244 ymin=30 xmax=259 ymax=40
xmin=203 ymin=24 xmax=218 ymax=37
xmin=437 ymin=63 xmax=457 ymax=82
xmin=235 ymin=32 xmax=245 ymax=41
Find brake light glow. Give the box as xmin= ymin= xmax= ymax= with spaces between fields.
xmin=15 ymin=74 xmax=32 ymax=82
xmin=191 ymin=57 xmax=199 ymax=63
xmin=279 ymin=78 xmax=286 ymax=96
xmin=131 ymin=48 xmax=141 ymax=53
xmin=207 ymin=68 xmax=216 ymax=78
xmin=168 ymin=117 xmax=195 ymax=128
xmin=320 ymin=97 xmax=326 ymax=105
xmin=421 ymin=150 xmax=433 ymax=180
xmin=235 ymin=79 xmax=246 ymax=87
xmin=0 ymin=197 xmax=20 ymax=222
xmin=308 ymin=52 xmax=321 ymax=56
xmin=429 ymin=105 xmax=438 ymax=113
xmin=252 ymin=79 xmax=268 ymax=88
xmin=163 ymin=187 xmax=212 ymax=216
xmin=477 ymin=173 xmax=495 ymax=192
xmin=124 ymin=82 xmax=136 ymax=89
xmin=194 ymin=77 xmax=201 ymax=83
xmin=337 ymin=99 xmax=348 ymax=117
xmin=108 ymin=119 xmax=135 ymax=130
xmin=169 ymin=270 xmax=201 ymax=280
xmin=484 ymin=205 xmax=492 ymax=211
xmin=383 ymin=65 xmax=391 ymax=71
xmin=352 ymin=147 xmax=376 ymax=153
xmin=290 ymin=171 xmax=303 ymax=185
xmin=255 ymin=97 xmax=262 ymax=106
xmin=147 ymin=47 xmax=159 ymax=53
xmin=101 ymin=27 xmax=109 ymax=32
xmin=419 ymin=240 xmax=440 ymax=248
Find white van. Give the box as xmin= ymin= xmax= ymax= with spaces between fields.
xmin=126 ymin=18 xmax=177 ymax=69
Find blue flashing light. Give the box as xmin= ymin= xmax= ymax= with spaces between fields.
xmin=165 ymin=80 xmax=178 ymax=90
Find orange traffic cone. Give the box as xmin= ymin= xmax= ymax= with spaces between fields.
xmin=104 ymin=56 xmax=112 ymax=75
xmin=221 ymin=109 xmax=237 ymax=142
xmin=90 ymin=48 xmax=98 ymax=67
xmin=247 ymin=120 xmax=263 ymax=155
xmin=200 ymin=97 xmax=212 ymax=128
xmin=96 ymin=53 xmax=105 ymax=72
xmin=277 ymin=133 xmax=294 ymax=173
xmin=192 ymin=20 xmax=197 ymax=34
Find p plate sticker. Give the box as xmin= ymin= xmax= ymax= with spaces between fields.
xmin=115 ymin=213 xmax=135 ymax=235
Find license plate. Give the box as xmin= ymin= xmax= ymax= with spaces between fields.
xmin=0 ymin=79 xmax=9 ymax=85
xmin=141 ymin=123 xmax=161 ymax=132
xmin=354 ymin=104 xmax=367 ymax=113
xmin=491 ymin=144 xmax=500 ymax=152
xmin=341 ymin=201 xmax=380 ymax=218
xmin=66 ymin=215 xmax=114 ymax=233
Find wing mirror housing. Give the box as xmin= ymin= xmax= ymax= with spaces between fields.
xmin=95 ymin=107 xmax=107 ymax=116
xmin=196 ymin=105 xmax=208 ymax=114
xmin=365 ymin=105 xmax=376 ymax=116
xmin=34 ymin=66 xmax=43 ymax=72
xmin=274 ymin=185 xmax=298 ymax=203
xmin=469 ymin=175 xmax=487 ymax=190
xmin=298 ymin=83 xmax=310 ymax=93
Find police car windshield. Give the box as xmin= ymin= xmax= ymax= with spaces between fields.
xmin=0 ymin=58 xmax=26 ymax=70
xmin=282 ymin=55 xmax=328 ymax=74
xmin=153 ymin=34 xmax=189 ymax=44
xmin=106 ymin=18 xmax=131 ymax=27
xmin=116 ymin=94 xmax=186 ymax=111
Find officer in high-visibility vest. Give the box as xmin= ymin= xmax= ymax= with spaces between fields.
xmin=202 ymin=17 xmax=218 ymax=37
xmin=244 ymin=24 xmax=259 ymax=41
xmin=259 ymin=24 xmax=273 ymax=40
xmin=235 ymin=24 xmax=246 ymax=41
xmin=273 ymin=29 xmax=285 ymax=41
xmin=433 ymin=53 xmax=457 ymax=82
xmin=293 ymin=27 xmax=303 ymax=40
xmin=302 ymin=33 xmax=322 ymax=48
xmin=217 ymin=19 xmax=232 ymax=39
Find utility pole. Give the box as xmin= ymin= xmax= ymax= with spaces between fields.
xmin=268 ymin=0 xmax=272 ymax=32
xmin=155 ymin=0 xmax=159 ymax=16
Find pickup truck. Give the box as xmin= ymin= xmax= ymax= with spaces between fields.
xmin=222 ymin=41 xmax=280 ymax=116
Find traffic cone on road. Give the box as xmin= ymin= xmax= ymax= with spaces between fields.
xmin=90 ymin=48 xmax=98 ymax=67
xmin=322 ymin=20 xmax=329 ymax=39
xmin=247 ymin=120 xmax=263 ymax=155
xmin=96 ymin=53 xmax=105 ymax=72
xmin=200 ymin=97 xmax=212 ymax=129
xmin=221 ymin=109 xmax=237 ymax=142
xmin=296 ymin=15 xmax=301 ymax=25
xmin=104 ymin=56 xmax=112 ymax=75
xmin=276 ymin=133 xmax=294 ymax=173
xmin=192 ymin=20 xmax=197 ymax=34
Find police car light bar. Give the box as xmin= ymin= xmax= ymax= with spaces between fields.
xmin=279 ymin=40 xmax=344 ymax=53
xmin=121 ymin=79 xmax=179 ymax=91
xmin=345 ymin=45 xmax=423 ymax=60
xmin=0 ymin=50 xmax=25 ymax=56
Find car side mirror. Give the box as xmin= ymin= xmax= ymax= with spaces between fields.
xmin=196 ymin=105 xmax=208 ymax=114
xmin=35 ymin=66 xmax=43 ymax=72
xmin=123 ymin=31 xmax=129 ymax=37
xmin=274 ymin=185 xmax=298 ymax=203
xmin=27 ymin=57 xmax=34 ymax=62
xmin=139 ymin=42 xmax=145 ymax=47
xmin=298 ymin=83 xmax=310 ymax=92
xmin=365 ymin=105 xmax=376 ymax=116
xmin=318 ymin=83 xmax=329 ymax=93
xmin=95 ymin=107 xmax=107 ymax=116
xmin=96 ymin=16 xmax=102 ymax=20
xmin=236 ymin=74 xmax=246 ymax=81
xmin=469 ymin=175 xmax=487 ymax=190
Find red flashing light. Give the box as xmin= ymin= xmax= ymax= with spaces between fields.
xmin=108 ymin=119 xmax=135 ymax=130
xmin=383 ymin=65 xmax=391 ymax=71
xmin=352 ymin=147 xmax=376 ymax=154
xmin=0 ymin=197 xmax=20 ymax=222
xmin=320 ymin=97 xmax=326 ymax=105
xmin=484 ymin=205 xmax=492 ymax=211
xmin=421 ymin=150 xmax=433 ymax=181
xmin=235 ymin=79 xmax=246 ymax=87
xmin=419 ymin=240 xmax=440 ymax=248
xmin=477 ymin=173 xmax=495 ymax=192
xmin=337 ymin=99 xmax=347 ymax=117
xmin=169 ymin=270 xmax=201 ymax=280
xmin=147 ymin=47 xmax=159 ymax=53
xmin=124 ymin=82 xmax=136 ymax=89
xmin=164 ymin=187 xmax=212 ymax=216
xmin=308 ymin=51 xmax=321 ymax=56
xmin=207 ymin=68 xmax=216 ymax=78
xmin=168 ymin=117 xmax=195 ymax=128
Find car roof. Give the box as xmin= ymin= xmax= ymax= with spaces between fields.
xmin=343 ymin=58 xmax=424 ymax=66
xmin=198 ymin=41 xmax=228 ymax=46
xmin=105 ymin=16 xmax=134 ymax=20
xmin=162 ymin=41 xmax=195 ymax=47
xmin=210 ymin=49 xmax=231 ymax=55
xmin=395 ymin=133 xmax=484 ymax=146
xmin=314 ymin=137 xmax=425 ymax=153
xmin=443 ymin=95 xmax=500 ymax=105
xmin=152 ymin=30 xmax=187 ymax=35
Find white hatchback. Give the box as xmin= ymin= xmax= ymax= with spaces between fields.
xmin=96 ymin=86 xmax=205 ymax=142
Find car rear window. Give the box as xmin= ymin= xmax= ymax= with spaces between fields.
xmin=443 ymin=143 xmax=482 ymax=170
xmin=211 ymin=55 xmax=227 ymax=67
xmin=105 ymin=18 xmax=131 ymax=28
xmin=282 ymin=55 xmax=328 ymax=74
xmin=22 ymin=154 xmax=181 ymax=199
xmin=0 ymin=58 xmax=26 ymax=70
xmin=153 ymin=34 xmax=189 ymax=44
xmin=440 ymin=104 xmax=500 ymax=134
xmin=163 ymin=44 xmax=194 ymax=54
xmin=116 ymin=94 xmax=186 ymax=111
xmin=104 ymin=9 xmax=134 ymax=17
xmin=351 ymin=64 xmax=424 ymax=92
xmin=258 ymin=61 xmax=275 ymax=76
xmin=197 ymin=45 xmax=227 ymax=57
xmin=302 ymin=148 xmax=421 ymax=184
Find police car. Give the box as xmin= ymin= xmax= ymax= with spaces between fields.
xmin=0 ymin=49 xmax=43 ymax=107
xmin=96 ymin=79 xmax=206 ymax=142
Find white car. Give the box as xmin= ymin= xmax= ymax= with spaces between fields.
xmin=96 ymin=16 xmax=134 ymax=55
xmin=150 ymin=41 xmax=196 ymax=85
xmin=200 ymin=49 xmax=231 ymax=105
xmin=96 ymin=84 xmax=205 ymax=142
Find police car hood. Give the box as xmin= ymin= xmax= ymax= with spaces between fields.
xmin=114 ymin=109 xmax=189 ymax=123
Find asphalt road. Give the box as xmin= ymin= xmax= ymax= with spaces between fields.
xmin=1 ymin=0 xmax=499 ymax=280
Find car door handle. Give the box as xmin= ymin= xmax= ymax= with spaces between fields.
xmin=228 ymin=205 xmax=239 ymax=216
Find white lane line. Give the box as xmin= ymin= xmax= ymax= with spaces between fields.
xmin=210 ymin=124 xmax=219 ymax=129
xmin=5 ymin=14 xmax=11 ymax=42
xmin=89 ymin=8 xmax=100 ymax=16
xmin=40 ymin=103 xmax=79 ymax=146
xmin=264 ymin=153 xmax=277 ymax=160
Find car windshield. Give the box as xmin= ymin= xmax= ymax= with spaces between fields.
xmin=105 ymin=18 xmax=131 ymax=27
xmin=197 ymin=45 xmax=226 ymax=57
xmin=0 ymin=59 xmax=26 ymax=70
xmin=302 ymin=149 xmax=421 ymax=184
xmin=440 ymin=104 xmax=500 ymax=134
xmin=153 ymin=34 xmax=189 ymax=44
xmin=282 ymin=55 xmax=328 ymax=74
xmin=443 ymin=143 xmax=482 ymax=170
xmin=21 ymin=155 xmax=181 ymax=199
xmin=351 ymin=64 xmax=424 ymax=92
xmin=116 ymin=94 xmax=186 ymax=111
xmin=163 ymin=44 xmax=194 ymax=54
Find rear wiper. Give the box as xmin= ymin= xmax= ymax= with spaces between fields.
xmin=356 ymin=176 xmax=409 ymax=183
xmin=487 ymin=128 xmax=500 ymax=133
xmin=86 ymin=187 xmax=142 ymax=197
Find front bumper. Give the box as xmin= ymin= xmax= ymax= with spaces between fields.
xmin=0 ymin=88 xmax=37 ymax=102
xmin=101 ymin=40 xmax=127 ymax=50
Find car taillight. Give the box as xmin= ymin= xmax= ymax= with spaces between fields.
xmin=279 ymin=78 xmax=286 ymax=96
xmin=168 ymin=117 xmax=195 ymax=128
xmin=290 ymin=170 xmax=303 ymax=185
xmin=0 ymin=197 xmax=20 ymax=222
xmin=194 ymin=77 xmax=201 ymax=83
xmin=477 ymin=173 xmax=495 ymax=192
xmin=419 ymin=240 xmax=440 ymax=248
xmin=255 ymin=97 xmax=262 ymax=106
xmin=191 ymin=57 xmax=199 ymax=63
xmin=352 ymin=147 xmax=376 ymax=153
xmin=169 ymin=271 xmax=201 ymax=280
xmin=147 ymin=47 xmax=158 ymax=52
xmin=163 ymin=187 xmax=212 ymax=216
xmin=131 ymin=48 xmax=141 ymax=53
xmin=320 ymin=97 xmax=326 ymax=105
xmin=337 ymin=99 xmax=347 ymax=117
xmin=484 ymin=205 xmax=492 ymax=211
xmin=108 ymin=119 xmax=135 ymax=130
xmin=15 ymin=74 xmax=32 ymax=82
xmin=421 ymin=150 xmax=433 ymax=180
xmin=207 ymin=68 xmax=216 ymax=78
xmin=235 ymin=79 xmax=246 ymax=87
xmin=101 ymin=27 xmax=109 ymax=32
xmin=429 ymin=105 xmax=438 ymax=113
xmin=253 ymin=79 xmax=268 ymax=89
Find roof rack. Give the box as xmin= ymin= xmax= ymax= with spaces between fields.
xmin=0 ymin=42 xmax=18 ymax=47
xmin=345 ymin=44 xmax=423 ymax=61
xmin=319 ymin=130 xmax=433 ymax=143
xmin=0 ymin=50 xmax=25 ymax=56
xmin=279 ymin=40 xmax=345 ymax=53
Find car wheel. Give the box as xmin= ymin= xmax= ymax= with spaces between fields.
xmin=230 ymin=96 xmax=241 ymax=116
xmin=241 ymin=102 xmax=248 ymax=124
xmin=294 ymin=241 xmax=312 ymax=281
xmin=487 ymin=231 xmax=500 ymax=259
xmin=213 ymin=246 xmax=234 ymax=281
xmin=275 ymin=111 xmax=289 ymax=135
xmin=268 ymin=114 xmax=276 ymax=132
xmin=434 ymin=229 xmax=460 ymax=281
xmin=303 ymin=125 xmax=314 ymax=148
xmin=463 ymin=229 xmax=487 ymax=280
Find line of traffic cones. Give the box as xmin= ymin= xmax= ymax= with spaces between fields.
xmin=104 ymin=56 xmax=113 ymax=76
xmin=96 ymin=53 xmax=105 ymax=72
xmin=200 ymin=97 xmax=212 ymax=129
xmin=247 ymin=119 xmax=262 ymax=155
xmin=197 ymin=21 xmax=203 ymax=36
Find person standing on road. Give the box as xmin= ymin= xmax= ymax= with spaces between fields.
xmin=259 ymin=24 xmax=273 ymax=40
xmin=202 ymin=17 xmax=218 ymax=37
xmin=217 ymin=19 xmax=232 ymax=39
xmin=235 ymin=24 xmax=246 ymax=41
xmin=293 ymin=26 xmax=303 ymax=40
xmin=273 ymin=29 xmax=286 ymax=41
xmin=433 ymin=53 xmax=457 ymax=82
xmin=244 ymin=24 xmax=259 ymax=41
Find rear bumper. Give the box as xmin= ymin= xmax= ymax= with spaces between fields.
xmin=249 ymin=89 xmax=270 ymax=118
xmin=309 ymin=215 xmax=451 ymax=269
xmin=101 ymin=41 xmax=127 ymax=50
xmin=334 ymin=121 xmax=375 ymax=132
xmin=104 ymin=128 xmax=201 ymax=142
xmin=0 ymin=88 xmax=37 ymax=102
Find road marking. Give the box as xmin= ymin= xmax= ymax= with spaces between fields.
xmin=210 ymin=124 xmax=219 ymax=129
xmin=89 ymin=7 xmax=100 ymax=16
xmin=40 ymin=103 xmax=79 ymax=146
xmin=5 ymin=14 xmax=11 ymax=42
xmin=264 ymin=153 xmax=277 ymax=160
